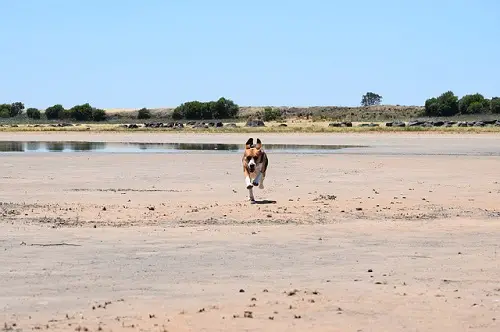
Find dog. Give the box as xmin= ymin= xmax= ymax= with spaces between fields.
xmin=242 ymin=138 xmax=269 ymax=202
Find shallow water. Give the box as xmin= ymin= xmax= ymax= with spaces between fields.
xmin=0 ymin=141 xmax=367 ymax=154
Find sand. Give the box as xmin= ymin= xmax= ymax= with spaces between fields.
xmin=1 ymin=132 xmax=500 ymax=331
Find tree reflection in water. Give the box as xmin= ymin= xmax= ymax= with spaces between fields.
xmin=0 ymin=141 xmax=24 ymax=152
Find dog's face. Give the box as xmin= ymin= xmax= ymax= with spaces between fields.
xmin=243 ymin=138 xmax=263 ymax=173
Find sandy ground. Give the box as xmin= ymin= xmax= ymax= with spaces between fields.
xmin=1 ymin=132 xmax=500 ymax=331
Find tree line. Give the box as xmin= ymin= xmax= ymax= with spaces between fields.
xmin=0 ymin=97 xmax=240 ymax=121
xmin=2 ymin=92 xmax=499 ymax=122
xmin=424 ymin=91 xmax=500 ymax=116
xmin=0 ymin=102 xmax=107 ymax=121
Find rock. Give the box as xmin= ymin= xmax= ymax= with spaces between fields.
xmin=392 ymin=121 xmax=406 ymax=127
xmin=457 ymin=122 xmax=468 ymax=127
xmin=278 ymin=123 xmax=288 ymax=127
xmin=432 ymin=121 xmax=445 ymax=127
xmin=331 ymin=122 xmax=353 ymax=127
xmin=408 ymin=120 xmax=424 ymax=127
xmin=225 ymin=123 xmax=237 ymax=127
xmin=473 ymin=121 xmax=485 ymax=127
xmin=246 ymin=119 xmax=265 ymax=127
xmin=385 ymin=122 xmax=393 ymax=127
xmin=193 ymin=122 xmax=208 ymax=128
xmin=144 ymin=122 xmax=163 ymax=128
xmin=127 ymin=124 xmax=139 ymax=129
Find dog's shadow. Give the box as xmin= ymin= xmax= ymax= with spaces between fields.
xmin=251 ymin=199 xmax=277 ymax=205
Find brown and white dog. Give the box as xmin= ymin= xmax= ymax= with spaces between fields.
xmin=242 ymin=138 xmax=269 ymax=202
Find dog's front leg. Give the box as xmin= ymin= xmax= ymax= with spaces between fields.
xmin=252 ymin=170 xmax=262 ymax=187
xmin=248 ymin=186 xmax=255 ymax=202
xmin=259 ymin=173 xmax=265 ymax=189
xmin=243 ymin=166 xmax=252 ymax=189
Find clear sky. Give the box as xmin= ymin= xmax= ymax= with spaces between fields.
xmin=1 ymin=0 xmax=499 ymax=109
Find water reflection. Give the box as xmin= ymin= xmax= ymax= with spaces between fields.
xmin=0 ymin=141 xmax=366 ymax=154
xmin=0 ymin=141 xmax=24 ymax=152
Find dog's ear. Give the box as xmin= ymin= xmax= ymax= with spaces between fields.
xmin=245 ymin=138 xmax=254 ymax=149
xmin=255 ymin=138 xmax=262 ymax=150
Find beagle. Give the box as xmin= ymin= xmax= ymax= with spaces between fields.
xmin=242 ymin=138 xmax=269 ymax=202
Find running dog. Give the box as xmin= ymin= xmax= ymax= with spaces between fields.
xmin=242 ymin=138 xmax=269 ymax=202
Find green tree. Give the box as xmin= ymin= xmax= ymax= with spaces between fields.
xmin=10 ymin=102 xmax=25 ymax=117
xmin=262 ymin=107 xmax=282 ymax=121
xmin=26 ymin=107 xmax=41 ymax=119
xmin=0 ymin=104 xmax=12 ymax=118
xmin=92 ymin=108 xmax=107 ymax=121
xmin=45 ymin=104 xmax=65 ymax=120
xmin=424 ymin=91 xmax=459 ymax=116
xmin=466 ymin=102 xmax=484 ymax=114
xmin=458 ymin=93 xmax=490 ymax=114
xmin=361 ymin=92 xmax=382 ymax=106
xmin=490 ymin=97 xmax=500 ymax=114
xmin=137 ymin=108 xmax=152 ymax=119
xmin=69 ymin=103 xmax=93 ymax=121
xmin=172 ymin=97 xmax=240 ymax=120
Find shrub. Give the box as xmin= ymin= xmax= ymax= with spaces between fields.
xmin=92 ymin=108 xmax=107 ymax=121
xmin=0 ymin=102 xmax=25 ymax=118
xmin=137 ymin=108 xmax=152 ymax=119
xmin=466 ymin=101 xmax=484 ymax=114
xmin=26 ymin=108 xmax=41 ymax=119
xmin=44 ymin=104 xmax=66 ymax=120
xmin=69 ymin=103 xmax=93 ymax=121
xmin=172 ymin=97 xmax=239 ymax=120
xmin=491 ymin=97 xmax=500 ymax=114
xmin=424 ymin=91 xmax=459 ymax=117
xmin=0 ymin=104 xmax=12 ymax=118
xmin=262 ymin=107 xmax=282 ymax=121
xmin=10 ymin=102 xmax=25 ymax=117
xmin=458 ymin=93 xmax=489 ymax=114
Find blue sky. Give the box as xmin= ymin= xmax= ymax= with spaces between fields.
xmin=1 ymin=0 xmax=499 ymax=109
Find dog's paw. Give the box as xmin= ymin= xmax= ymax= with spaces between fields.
xmin=250 ymin=199 xmax=256 ymax=204
xmin=246 ymin=184 xmax=253 ymax=189
xmin=252 ymin=181 xmax=259 ymax=187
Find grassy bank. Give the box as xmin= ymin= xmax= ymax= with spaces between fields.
xmin=1 ymin=121 xmax=500 ymax=134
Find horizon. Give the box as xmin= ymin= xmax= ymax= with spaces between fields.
xmin=1 ymin=0 xmax=499 ymax=110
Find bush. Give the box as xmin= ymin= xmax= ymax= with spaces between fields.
xmin=262 ymin=107 xmax=282 ymax=121
xmin=92 ymin=108 xmax=107 ymax=121
xmin=44 ymin=104 xmax=66 ymax=120
xmin=458 ymin=93 xmax=490 ymax=114
xmin=172 ymin=97 xmax=239 ymax=120
xmin=424 ymin=91 xmax=459 ymax=117
xmin=467 ymin=101 xmax=484 ymax=114
xmin=10 ymin=102 xmax=25 ymax=117
xmin=69 ymin=103 xmax=93 ymax=121
xmin=137 ymin=108 xmax=152 ymax=119
xmin=26 ymin=108 xmax=41 ymax=119
xmin=0 ymin=102 xmax=25 ymax=118
xmin=491 ymin=97 xmax=500 ymax=114
xmin=0 ymin=104 xmax=12 ymax=118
